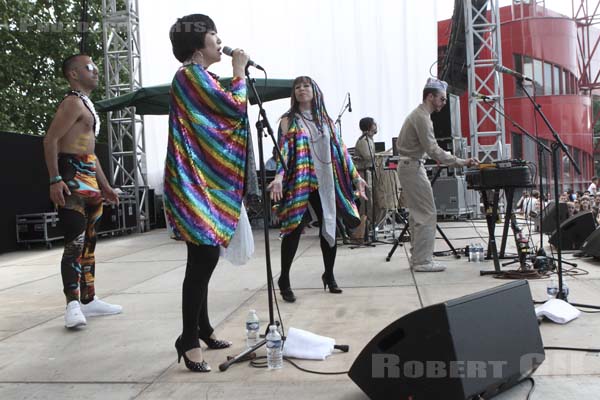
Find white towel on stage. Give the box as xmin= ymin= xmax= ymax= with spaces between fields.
xmin=535 ymin=298 xmax=581 ymax=324
xmin=282 ymin=327 xmax=336 ymax=360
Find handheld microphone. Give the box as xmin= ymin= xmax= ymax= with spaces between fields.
xmin=222 ymin=46 xmax=264 ymax=71
xmin=347 ymin=92 xmax=352 ymax=112
xmin=494 ymin=64 xmax=532 ymax=82
xmin=472 ymin=93 xmax=494 ymax=101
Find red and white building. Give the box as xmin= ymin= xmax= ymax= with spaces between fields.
xmin=438 ymin=2 xmax=600 ymax=194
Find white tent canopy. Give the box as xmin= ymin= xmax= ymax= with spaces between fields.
xmin=139 ymin=0 xmax=440 ymax=193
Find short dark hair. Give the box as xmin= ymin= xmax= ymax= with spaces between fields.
xmin=62 ymin=54 xmax=88 ymax=79
xmin=422 ymin=88 xmax=441 ymax=102
xmin=359 ymin=117 xmax=375 ymax=132
xmin=169 ymin=14 xmax=216 ymax=63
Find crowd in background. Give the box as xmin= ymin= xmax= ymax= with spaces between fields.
xmin=517 ymin=176 xmax=600 ymax=224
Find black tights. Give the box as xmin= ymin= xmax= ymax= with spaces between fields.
xmin=279 ymin=191 xmax=337 ymax=289
xmin=180 ymin=242 xmax=220 ymax=352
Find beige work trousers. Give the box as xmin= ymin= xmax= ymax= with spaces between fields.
xmin=396 ymin=160 xmax=437 ymax=267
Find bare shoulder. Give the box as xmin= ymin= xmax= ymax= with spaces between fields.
xmin=57 ymin=95 xmax=85 ymax=116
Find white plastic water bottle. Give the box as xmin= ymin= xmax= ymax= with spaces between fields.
xmin=266 ymin=325 xmax=283 ymax=370
xmin=245 ymin=309 xmax=260 ymax=348
xmin=477 ymin=243 xmax=485 ymax=262
xmin=468 ymin=243 xmax=475 ymax=262
xmin=546 ymin=279 xmax=558 ymax=300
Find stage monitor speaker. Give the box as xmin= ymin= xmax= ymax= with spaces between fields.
xmin=540 ymin=201 xmax=568 ymax=234
xmin=549 ymin=211 xmax=597 ymax=250
xmin=581 ymin=226 xmax=600 ymax=257
xmin=348 ymin=281 xmax=544 ymax=400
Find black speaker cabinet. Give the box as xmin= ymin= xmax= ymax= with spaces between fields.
xmin=97 ymin=202 xmax=121 ymax=235
xmin=540 ymin=201 xmax=569 ymax=234
xmin=549 ymin=211 xmax=597 ymax=250
xmin=348 ymin=281 xmax=544 ymax=400
xmin=582 ymin=226 xmax=600 ymax=257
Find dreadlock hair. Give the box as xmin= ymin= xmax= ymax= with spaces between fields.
xmin=284 ymin=76 xmax=335 ymax=135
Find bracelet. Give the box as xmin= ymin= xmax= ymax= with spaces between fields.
xmin=49 ymin=175 xmax=63 ymax=185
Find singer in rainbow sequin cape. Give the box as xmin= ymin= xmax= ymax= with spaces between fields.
xmin=268 ymin=76 xmax=367 ymax=303
xmin=164 ymin=64 xmax=248 ymax=247
xmin=165 ymin=14 xmax=252 ymax=373
xmin=275 ymin=113 xmax=361 ymax=236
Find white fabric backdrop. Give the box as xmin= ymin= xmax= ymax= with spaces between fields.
xmin=139 ymin=0 xmax=441 ymax=193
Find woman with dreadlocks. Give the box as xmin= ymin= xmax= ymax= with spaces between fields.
xmin=268 ymin=76 xmax=367 ymax=303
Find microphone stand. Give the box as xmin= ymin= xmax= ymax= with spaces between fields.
xmin=334 ymin=93 xmax=351 ymax=129
xmin=517 ymin=79 xmax=580 ymax=300
xmin=219 ymin=68 xmax=287 ymax=371
xmin=333 ymin=93 xmax=353 ymax=244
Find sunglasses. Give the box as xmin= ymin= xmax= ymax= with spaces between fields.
xmin=82 ymin=63 xmax=97 ymax=72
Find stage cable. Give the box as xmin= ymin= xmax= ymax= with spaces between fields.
xmin=249 ymin=356 xmax=349 ymax=375
xmin=525 ymin=377 xmax=536 ymax=400
xmin=544 ymin=346 xmax=600 ymax=353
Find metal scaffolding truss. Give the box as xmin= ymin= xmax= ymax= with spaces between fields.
xmin=572 ymin=1 xmax=600 ymax=156
xmin=464 ymin=0 xmax=507 ymax=162
xmin=574 ymin=0 xmax=600 ymax=91
xmin=102 ymin=0 xmax=148 ymax=232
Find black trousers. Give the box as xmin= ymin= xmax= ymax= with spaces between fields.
xmin=180 ymin=242 xmax=220 ymax=351
xmin=279 ymin=190 xmax=337 ymax=289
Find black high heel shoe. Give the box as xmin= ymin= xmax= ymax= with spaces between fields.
xmin=322 ymin=273 xmax=343 ymax=294
xmin=199 ymin=335 xmax=232 ymax=350
xmin=277 ymin=278 xmax=296 ymax=303
xmin=175 ymin=336 xmax=211 ymax=372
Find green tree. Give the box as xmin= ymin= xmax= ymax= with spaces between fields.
xmin=0 ymin=0 xmax=107 ymax=140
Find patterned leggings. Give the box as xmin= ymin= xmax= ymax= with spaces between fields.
xmin=58 ymin=194 xmax=103 ymax=304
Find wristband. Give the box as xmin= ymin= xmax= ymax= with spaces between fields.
xmin=49 ymin=175 xmax=63 ymax=185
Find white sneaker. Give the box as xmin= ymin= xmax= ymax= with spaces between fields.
xmin=412 ymin=262 xmax=447 ymax=272
xmin=80 ymin=296 xmax=123 ymax=317
xmin=65 ymin=300 xmax=87 ymax=328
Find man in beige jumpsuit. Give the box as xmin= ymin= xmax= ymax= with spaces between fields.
xmin=395 ymin=78 xmax=478 ymax=272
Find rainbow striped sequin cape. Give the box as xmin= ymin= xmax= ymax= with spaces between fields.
xmin=276 ymin=115 xmax=360 ymax=236
xmin=164 ymin=64 xmax=248 ymax=247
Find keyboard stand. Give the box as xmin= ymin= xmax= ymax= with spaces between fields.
xmin=479 ymin=187 xmax=518 ymax=275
